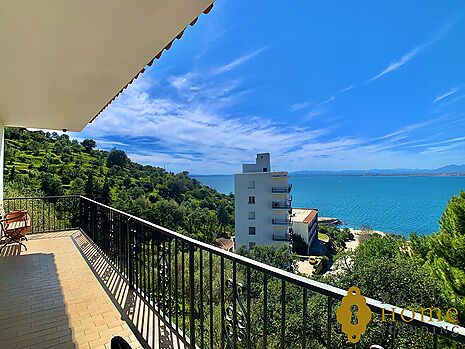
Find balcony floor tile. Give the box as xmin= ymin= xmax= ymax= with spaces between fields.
xmin=0 ymin=231 xmax=145 ymax=349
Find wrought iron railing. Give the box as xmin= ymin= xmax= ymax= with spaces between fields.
xmin=271 ymin=218 xmax=292 ymax=226
xmin=272 ymin=201 xmax=292 ymax=209
xmin=272 ymin=185 xmax=292 ymax=193
xmin=272 ymin=233 xmax=291 ymax=242
xmin=3 ymin=196 xmax=80 ymax=234
xmin=3 ymin=195 xmax=465 ymax=348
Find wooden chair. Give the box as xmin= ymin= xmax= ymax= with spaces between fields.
xmin=0 ymin=209 xmax=32 ymax=252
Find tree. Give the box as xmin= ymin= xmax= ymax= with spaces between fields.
xmin=341 ymin=227 xmax=354 ymax=240
xmin=291 ymin=232 xmax=308 ymax=255
xmin=40 ymin=174 xmax=64 ymax=196
xmin=85 ymin=172 xmax=95 ymax=199
xmin=81 ymin=139 xmax=96 ymax=153
xmin=107 ymin=148 xmax=129 ymax=168
xmin=150 ymin=199 xmax=184 ymax=231
xmin=320 ymin=226 xmax=352 ymax=255
xmin=101 ymin=177 xmax=111 ymax=205
xmin=9 ymin=166 xmax=16 ymax=180
xmin=69 ymin=178 xmax=85 ymax=195
xmin=439 ymin=191 xmax=465 ymax=235
xmin=421 ymin=191 xmax=465 ymax=323
xmin=237 ymin=245 xmax=296 ymax=272
xmin=216 ymin=204 xmax=229 ymax=234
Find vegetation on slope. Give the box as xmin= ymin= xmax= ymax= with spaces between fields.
xmin=411 ymin=191 xmax=465 ymax=324
xmin=4 ymin=127 xmax=234 ymax=243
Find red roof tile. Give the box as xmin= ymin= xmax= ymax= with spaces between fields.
xmin=303 ymin=210 xmax=318 ymax=224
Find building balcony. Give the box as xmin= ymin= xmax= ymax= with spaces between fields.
xmin=272 ymin=184 xmax=292 ymax=193
xmin=272 ymin=233 xmax=291 ymax=242
xmin=272 ymin=201 xmax=292 ymax=209
xmin=1 ymin=195 xmax=464 ymax=349
xmin=272 ymin=218 xmax=292 ymax=226
xmin=271 ymin=173 xmax=288 ymax=178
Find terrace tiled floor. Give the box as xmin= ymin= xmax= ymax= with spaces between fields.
xmin=0 ymin=231 xmax=150 ymax=349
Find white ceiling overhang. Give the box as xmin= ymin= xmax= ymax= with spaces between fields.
xmin=0 ymin=0 xmax=214 ymax=131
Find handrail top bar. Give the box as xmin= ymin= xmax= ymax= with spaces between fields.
xmin=4 ymin=195 xmax=80 ymax=200
xmin=6 ymin=195 xmax=465 ymax=342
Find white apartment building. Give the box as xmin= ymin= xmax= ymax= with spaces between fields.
xmin=290 ymin=208 xmax=319 ymax=254
xmin=234 ymin=153 xmax=292 ymax=249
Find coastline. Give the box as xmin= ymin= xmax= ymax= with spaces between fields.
xmin=319 ymin=216 xmax=388 ymax=236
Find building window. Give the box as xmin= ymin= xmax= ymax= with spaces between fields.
xmin=248 ymin=196 xmax=255 ymax=204
xmin=263 ymin=167 xmax=267 ymax=172
xmin=248 ymin=227 xmax=256 ymax=235
xmin=248 ymin=181 xmax=255 ymax=189
xmin=248 ymin=211 xmax=255 ymax=220
xmin=249 ymin=242 xmax=256 ymax=249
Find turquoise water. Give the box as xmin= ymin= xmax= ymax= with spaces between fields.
xmin=195 ymin=175 xmax=465 ymax=235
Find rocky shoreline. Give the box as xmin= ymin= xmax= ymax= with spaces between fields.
xmin=318 ymin=217 xmax=342 ymax=226
xmin=319 ymin=216 xmax=388 ymax=235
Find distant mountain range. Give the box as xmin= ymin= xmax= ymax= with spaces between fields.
xmin=291 ymin=164 xmax=465 ymax=176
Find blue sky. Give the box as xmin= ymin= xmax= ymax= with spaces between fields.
xmin=75 ymin=0 xmax=465 ymax=174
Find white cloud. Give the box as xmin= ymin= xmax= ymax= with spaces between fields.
xmin=316 ymin=96 xmax=336 ymax=107
xmin=433 ymin=88 xmax=457 ymax=103
xmin=440 ymin=94 xmax=465 ymax=107
xmin=370 ymin=47 xmax=422 ymax=81
xmin=420 ymin=141 xmax=465 ymax=154
xmin=289 ymin=96 xmax=335 ymax=113
xmin=289 ymin=102 xmax=310 ymax=112
xmin=169 ymin=73 xmax=198 ymax=91
xmin=338 ymin=85 xmax=354 ymax=93
xmin=77 ymin=69 xmax=465 ymax=174
xmin=303 ymin=109 xmax=327 ymax=120
xmin=369 ymin=21 xmax=454 ymax=82
xmin=213 ymin=47 xmax=268 ymax=74
xmin=81 ymin=72 xmax=330 ymax=173
xmin=375 ymin=118 xmax=437 ymax=141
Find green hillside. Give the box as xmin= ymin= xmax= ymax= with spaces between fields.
xmin=3 ymin=127 xmax=234 ymax=243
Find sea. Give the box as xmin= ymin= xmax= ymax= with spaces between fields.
xmin=194 ymin=175 xmax=465 ymax=236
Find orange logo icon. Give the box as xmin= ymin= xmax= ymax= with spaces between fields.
xmin=336 ymin=286 xmax=372 ymax=343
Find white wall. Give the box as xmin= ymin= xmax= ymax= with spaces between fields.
xmin=292 ymin=221 xmax=308 ymax=241
xmin=235 ymin=172 xmax=290 ymax=249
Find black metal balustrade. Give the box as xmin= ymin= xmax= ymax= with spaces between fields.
xmin=271 ymin=219 xmax=292 ymax=226
xmin=3 ymin=196 xmax=80 ymax=234
xmin=272 ymin=233 xmax=291 ymax=242
xmin=3 ymin=195 xmax=465 ymax=349
xmin=272 ymin=201 xmax=292 ymax=209
xmin=272 ymin=185 xmax=292 ymax=193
